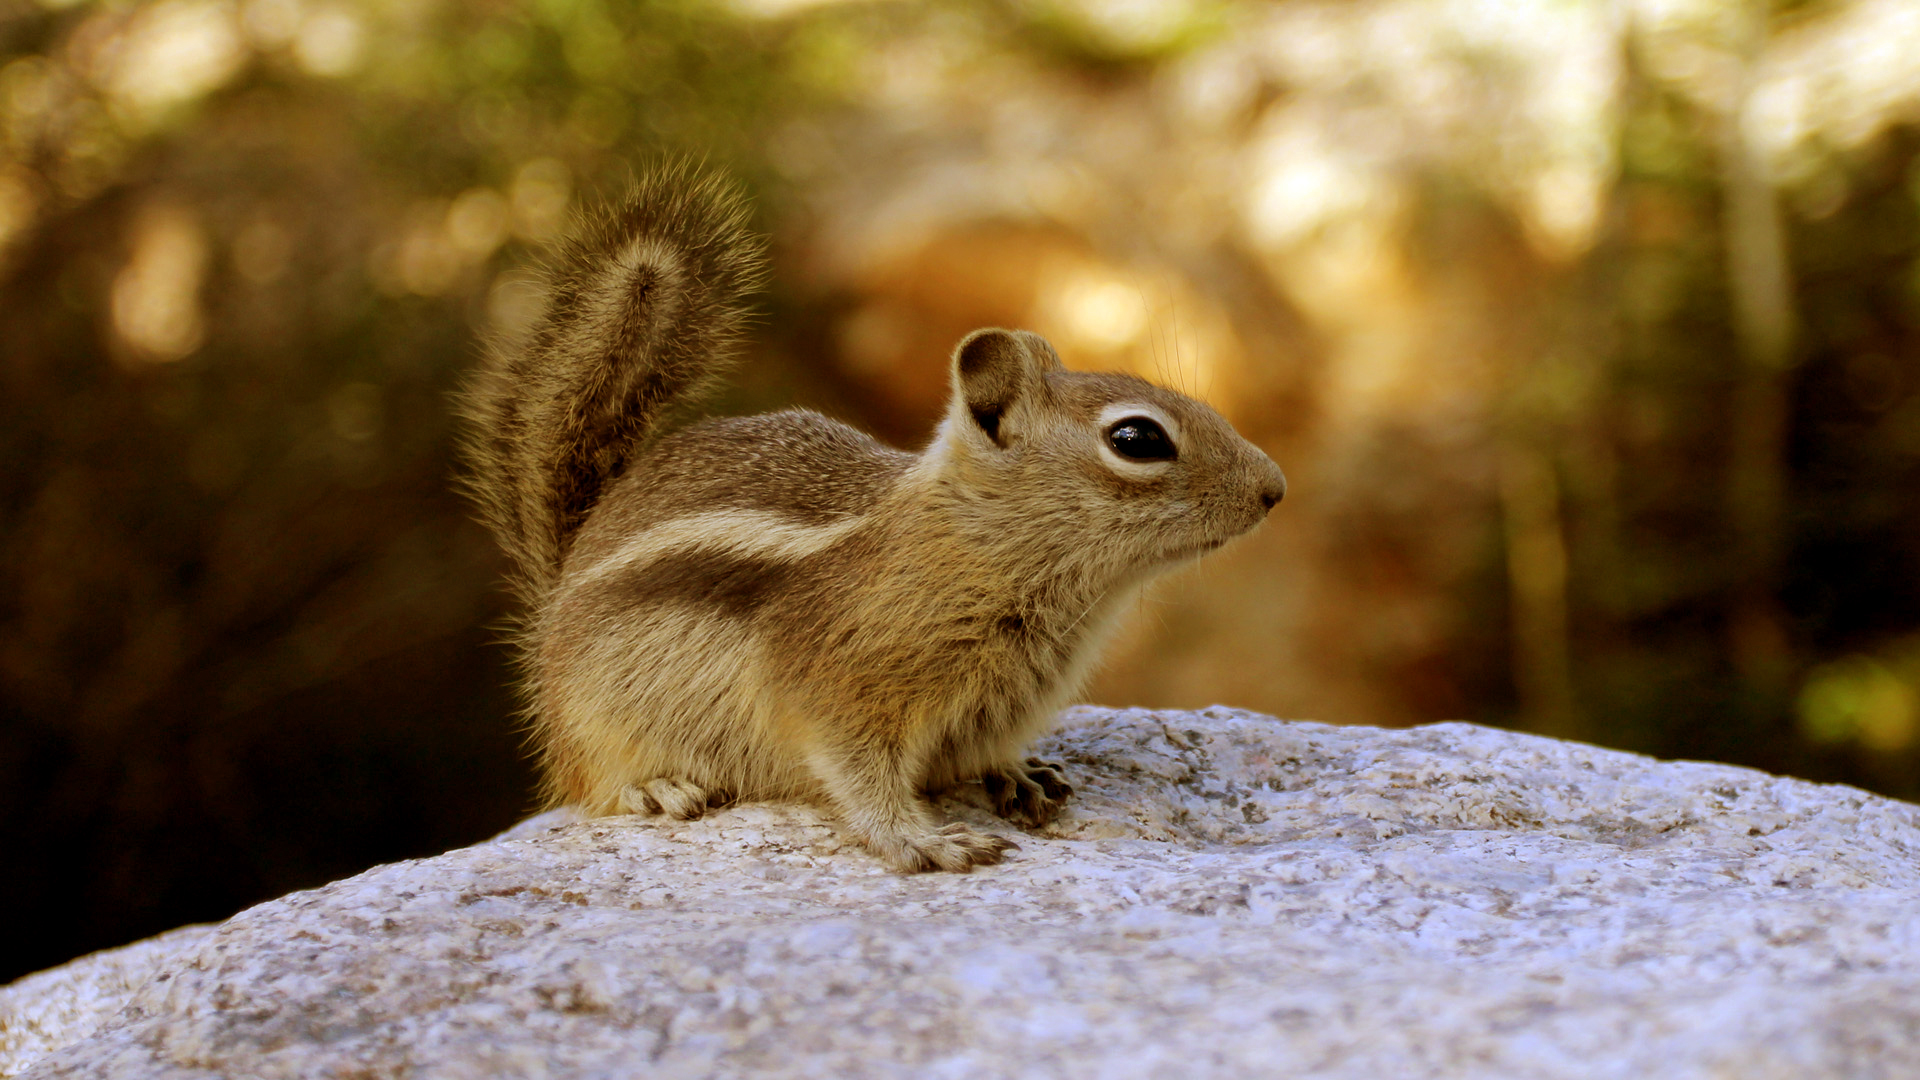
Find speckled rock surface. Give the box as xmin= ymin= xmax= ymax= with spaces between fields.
xmin=8 ymin=706 xmax=1920 ymax=1078
xmin=0 ymin=927 xmax=216 ymax=1079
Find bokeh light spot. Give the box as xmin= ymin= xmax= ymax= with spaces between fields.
xmin=112 ymin=203 xmax=209 ymax=364
xmin=100 ymin=0 xmax=248 ymax=123
xmin=1799 ymin=657 xmax=1919 ymax=753
xmin=293 ymin=5 xmax=365 ymax=78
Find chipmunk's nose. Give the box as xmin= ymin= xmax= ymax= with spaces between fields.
xmin=1257 ymin=461 xmax=1287 ymax=514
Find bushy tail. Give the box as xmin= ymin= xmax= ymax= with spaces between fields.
xmin=459 ymin=163 xmax=767 ymax=607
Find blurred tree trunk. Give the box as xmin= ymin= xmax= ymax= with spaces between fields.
xmin=1501 ymin=438 xmax=1578 ymax=737
xmin=1493 ymin=219 xmax=1585 ymax=739
xmin=1718 ymin=3 xmax=1796 ymax=695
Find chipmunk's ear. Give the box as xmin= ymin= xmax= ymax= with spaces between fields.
xmin=951 ymin=328 xmax=1061 ymax=447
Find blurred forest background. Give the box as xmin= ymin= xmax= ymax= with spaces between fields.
xmin=4 ymin=0 xmax=1920 ymax=982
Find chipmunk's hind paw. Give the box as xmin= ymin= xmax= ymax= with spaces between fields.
xmin=618 ymin=777 xmax=713 ymax=820
xmin=981 ymin=758 xmax=1074 ymax=827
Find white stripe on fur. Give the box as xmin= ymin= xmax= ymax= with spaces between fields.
xmin=582 ymin=508 xmax=869 ymax=585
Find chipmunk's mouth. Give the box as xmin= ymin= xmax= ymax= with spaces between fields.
xmin=1162 ymin=536 xmax=1229 ymax=562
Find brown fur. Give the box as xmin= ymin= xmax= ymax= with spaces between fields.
xmin=461 ymin=165 xmax=1286 ymax=872
xmin=457 ymin=162 xmax=767 ymax=609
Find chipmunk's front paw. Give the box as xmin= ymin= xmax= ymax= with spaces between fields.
xmin=617 ymin=778 xmax=714 ymax=820
xmin=981 ymin=758 xmax=1074 ymax=827
xmin=882 ymin=823 xmax=1018 ymax=873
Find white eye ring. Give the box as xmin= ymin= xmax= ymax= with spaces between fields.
xmin=1095 ymin=403 xmax=1179 ymax=478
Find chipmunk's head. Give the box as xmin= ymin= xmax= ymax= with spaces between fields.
xmin=936 ymin=327 xmax=1285 ymax=572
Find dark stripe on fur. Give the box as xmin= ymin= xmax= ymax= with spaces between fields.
xmin=615 ymin=548 xmax=789 ymax=620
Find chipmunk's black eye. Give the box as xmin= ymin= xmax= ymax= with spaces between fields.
xmin=1106 ymin=417 xmax=1175 ymax=461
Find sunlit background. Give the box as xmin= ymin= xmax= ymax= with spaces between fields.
xmin=4 ymin=0 xmax=1920 ymax=981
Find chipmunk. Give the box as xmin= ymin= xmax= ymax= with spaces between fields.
xmin=460 ymin=164 xmax=1286 ymax=872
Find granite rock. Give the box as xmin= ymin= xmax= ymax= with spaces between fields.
xmin=6 ymin=706 xmax=1920 ymax=1078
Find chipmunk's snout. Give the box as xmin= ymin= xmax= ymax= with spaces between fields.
xmin=1256 ymin=458 xmax=1287 ymax=515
